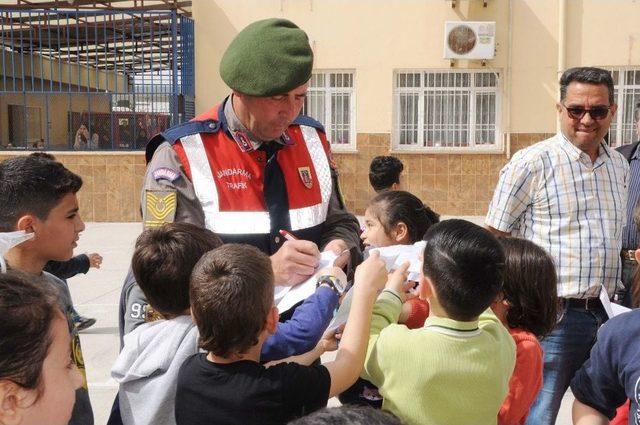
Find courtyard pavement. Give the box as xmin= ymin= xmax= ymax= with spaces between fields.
xmin=69 ymin=220 xmax=573 ymax=425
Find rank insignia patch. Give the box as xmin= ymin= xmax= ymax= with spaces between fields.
xmin=144 ymin=190 xmax=177 ymax=228
xmin=298 ymin=166 xmax=313 ymax=189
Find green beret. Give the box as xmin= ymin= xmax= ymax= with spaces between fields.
xmin=220 ymin=18 xmax=313 ymax=96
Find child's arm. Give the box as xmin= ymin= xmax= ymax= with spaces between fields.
xmin=323 ymin=254 xmax=407 ymax=398
xmin=572 ymin=400 xmax=609 ymax=425
xmin=44 ymin=254 xmax=91 ymax=280
xmin=360 ymin=263 xmax=411 ymax=386
xmin=265 ymin=325 xmax=343 ymax=367
xmin=260 ymin=272 xmax=343 ymax=362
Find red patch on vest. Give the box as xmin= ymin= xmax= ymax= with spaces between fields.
xmin=298 ymin=166 xmax=313 ymax=189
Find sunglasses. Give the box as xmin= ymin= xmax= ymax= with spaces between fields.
xmin=561 ymin=104 xmax=611 ymax=120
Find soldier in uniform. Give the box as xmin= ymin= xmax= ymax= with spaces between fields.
xmin=119 ymin=18 xmax=361 ymax=338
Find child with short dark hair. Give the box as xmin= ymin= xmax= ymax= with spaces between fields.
xmin=111 ymin=222 xmax=222 ymax=425
xmin=362 ymin=219 xmax=516 ymax=425
xmin=368 ymin=156 xmax=404 ymax=193
xmin=175 ymin=243 xmax=393 ymax=425
xmin=494 ymin=237 xmax=558 ymax=425
xmin=0 ymin=153 xmax=93 ymax=425
xmin=0 ymin=271 xmax=84 ymax=425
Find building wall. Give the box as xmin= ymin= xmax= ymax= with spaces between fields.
xmin=192 ymin=0 xmax=640 ymax=217
xmin=0 ymin=151 xmax=146 ymax=222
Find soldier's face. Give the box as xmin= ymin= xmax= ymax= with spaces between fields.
xmin=235 ymin=82 xmax=309 ymax=141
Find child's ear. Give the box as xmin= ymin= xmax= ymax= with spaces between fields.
xmin=15 ymin=215 xmax=36 ymax=234
xmin=0 ymin=381 xmax=29 ymax=425
xmin=635 ymin=249 xmax=640 ymax=263
xmin=418 ymin=273 xmax=434 ymax=300
xmin=265 ymin=306 xmax=279 ymax=335
xmin=394 ymin=222 xmax=408 ymax=243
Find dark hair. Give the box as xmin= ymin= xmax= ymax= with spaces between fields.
xmin=190 ymin=244 xmax=273 ymax=357
xmin=0 ymin=153 xmax=82 ymax=231
xmin=422 ymin=219 xmax=504 ymax=321
xmin=368 ymin=190 xmax=440 ymax=243
xmin=498 ymin=238 xmax=558 ymax=337
xmin=369 ymin=156 xmax=404 ymax=192
xmin=0 ymin=271 xmax=60 ymax=399
xmin=132 ymin=223 xmax=223 ymax=316
xmin=288 ymin=405 xmax=403 ymax=425
xmin=634 ymin=102 xmax=640 ymax=123
xmin=559 ymin=67 xmax=615 ymax=105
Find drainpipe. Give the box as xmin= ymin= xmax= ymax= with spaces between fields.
xmin=557 ymin=0 xmax=567 ymax=133
xmin=505 ymin=0 xmax=513 ymax=159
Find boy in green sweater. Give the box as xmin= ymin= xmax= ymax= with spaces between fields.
xmin=362 ymin=219 xmax=516 ymax=425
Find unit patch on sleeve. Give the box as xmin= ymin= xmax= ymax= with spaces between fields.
xmin=144 ymin=190 xmax=177 ymax=228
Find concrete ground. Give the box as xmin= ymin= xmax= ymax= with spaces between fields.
xmin=69 ymin=221 xmax=573 ymax=425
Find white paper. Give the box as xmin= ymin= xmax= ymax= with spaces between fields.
xmin=599 ymin=285 xmax=631 ymax=318
xmin=327 ymin=286 xmax=354 ymax=332
xmin=370 ymin=241 xmax=425 ymax=281
xmin=0 ymin=231 xmax=35 ymax=273
xmin=276 ymin=249 xmax=349 ymax=313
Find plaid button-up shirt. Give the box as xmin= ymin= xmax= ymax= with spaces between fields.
xmin=486 ymin=133 xmax=629 ymax=298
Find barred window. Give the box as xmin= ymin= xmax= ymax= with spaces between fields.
xmin=302 ymin=71 xmax=356 ymax=149
xmin=393 ymin=70 xmax=501 ymax=151
xmin=609 ymin=68 xmax=640 ymax=147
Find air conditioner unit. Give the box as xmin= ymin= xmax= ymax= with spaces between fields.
xmin=443 ymin=21 xmax=496 ymax=60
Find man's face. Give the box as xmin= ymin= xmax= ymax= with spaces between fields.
xmin=557 ymin=82 xmax=617 ymax=153
xmin=31 ymin=193 xmax=85 ymax=262
xmin=235 ymin=82 xmax=309 ymax=141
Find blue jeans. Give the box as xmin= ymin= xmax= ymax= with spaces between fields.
xmin=525 ymin=303 xmax=608 ymax=425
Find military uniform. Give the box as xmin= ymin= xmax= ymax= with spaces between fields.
xmin=120 ymin=17 xmax=360 ymax=336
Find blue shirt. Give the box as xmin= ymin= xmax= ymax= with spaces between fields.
xmin=571 ymin=310 xmax=640 ymax=423
xmin=622 ymin=145 xmax=640 ymax=249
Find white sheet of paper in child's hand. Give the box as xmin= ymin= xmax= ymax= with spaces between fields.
xmin=599 ymin=284 xmax=631 ymax=318
xmin=275 ymin=250 xmax=348 ymax=313
xmin=370 ymin=241 xmax=425 ymax=281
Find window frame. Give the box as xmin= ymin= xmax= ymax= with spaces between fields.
xmin=606 ymin=67 xmax=640 ymax=148
xmin=392 ymin=69 xmax=503 ymax=154
xmin=303 ymin=69 xmax=357 ymax=152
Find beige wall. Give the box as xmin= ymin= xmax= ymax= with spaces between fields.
xmin=194 ymin=0 xmax=640 ymax=136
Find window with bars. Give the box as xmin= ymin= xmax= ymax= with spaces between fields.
xmin=608 ymin=68 xmax=640 ymax=147
xmin=302 ymin=71 xmax=356 ymax=149
xmin=393 ymin=70 xmax=501 ymax=151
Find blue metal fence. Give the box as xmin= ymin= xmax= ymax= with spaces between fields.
xmin=0 ymin=8 xmax=194 ymax=150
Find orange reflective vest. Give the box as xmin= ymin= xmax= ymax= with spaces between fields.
xmin=163 ymin=100 xmax=333 ymax=253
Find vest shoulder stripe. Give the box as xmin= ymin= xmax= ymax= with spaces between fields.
xmin=293 ymin=115 xmax=325 ymax=133
xmin=161 ymin=120 xmax=221 ymax=144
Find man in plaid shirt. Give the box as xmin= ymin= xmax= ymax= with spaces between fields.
xmin=486 ymin=67 xmax=629 ymax=425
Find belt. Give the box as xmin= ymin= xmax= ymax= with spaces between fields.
xmin=621 ymin=249 xmax=637 ymax=262
xmin=561 ymin=297 xmax=601 ymax=311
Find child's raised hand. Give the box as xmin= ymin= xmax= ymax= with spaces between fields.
xmin=319 ymin=324 xmax=344 ymax=352
xmin=88 ymin=253 xmax=103 ymax=269
xmin=386 ymin=261 xmax=410 ymax=298
xmin=354 ymin=250 xmax=387 ymax=294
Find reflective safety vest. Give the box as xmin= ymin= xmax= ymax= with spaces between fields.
xmin=165 ymin=101 xmax=333 ymax=254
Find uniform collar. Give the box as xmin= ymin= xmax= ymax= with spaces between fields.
xmin=222 ymin=95 xmax=292 ymax=152
xmin=422 ymin=314 xmax=480 ymax=337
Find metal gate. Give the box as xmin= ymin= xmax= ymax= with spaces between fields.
xmin=0 ymin=8 xmax=194 ymax=150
